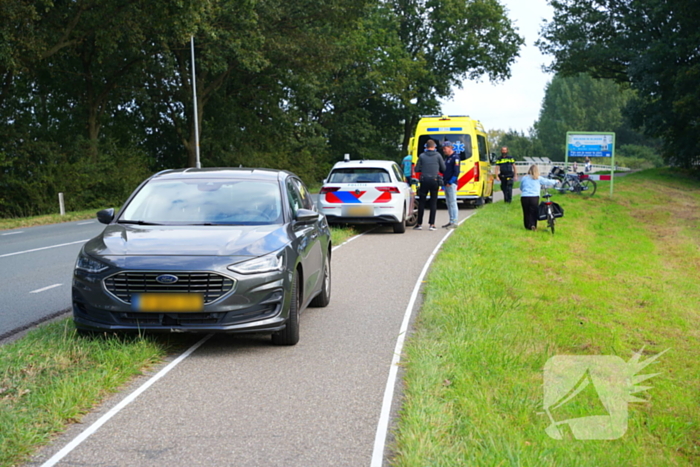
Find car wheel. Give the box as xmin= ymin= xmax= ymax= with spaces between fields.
xmin=272 ymin=270 xmax=300 ymax=346
xmin=393 ymin=209 xmax=406 ymax=234
xmin=310 ymin=253 xmax=331 ymax=307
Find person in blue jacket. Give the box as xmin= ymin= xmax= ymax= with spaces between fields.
xmin=402 ymin=154 xmax=413 ymax=184
xmin=441 ymin=141 xmax=460 ymax=228
xmin=520 ymin=164 xmax=558 ymax=230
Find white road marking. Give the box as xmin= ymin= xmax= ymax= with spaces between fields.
xmin=0 ymin=239 xmax=89 ymax=258
xmin=40 ymin=334 xmax=213 ymax=467
xmin=77 ymin=221 xmax=94 ymax=225
xmin=30 ymin=283 xmax=63 ymax=294
xmin=371 ymin=212 xmax=476 ymax=467
xmin=1 ymin=231 xmax=24 ymax=236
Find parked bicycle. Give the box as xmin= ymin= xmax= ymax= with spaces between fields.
xmin=548 ymin=166 xmax=597 ymax=197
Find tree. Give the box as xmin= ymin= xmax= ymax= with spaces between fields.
xmin=389 ymin=0 xmax=524 ymax=152
xmin=538 ymin=0 xmax=700 ymax=168
xmin=534 ymin=73 xmax=633 ymax=161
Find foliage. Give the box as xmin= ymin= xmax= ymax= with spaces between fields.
xmin=538 ymin=0 xmax=700 ymax=169
xmin=495 ymin=129 xmax=542 ymax=161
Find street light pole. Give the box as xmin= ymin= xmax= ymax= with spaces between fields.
xmin=190 ymin=35 xmax=201 ymax=169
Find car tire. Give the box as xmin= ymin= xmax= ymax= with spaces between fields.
xmin=393 ymin=216 xmax=406 ymax=233
xmin=272 ymin=270 xmax=300 ymax=346
xmin=309 ymin=253 xmax=331 ymax=307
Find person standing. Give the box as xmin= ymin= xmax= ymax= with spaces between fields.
xmin=413 ymin=139 xmax=446 ymax=231
xmin=585 ymin=156 xmax=591 ymax=172
xmin=402 ymin=153 xmax=414 ymax=184
xmin=441 ymin=141 xmax=460 ymax=229
xmin=519 ymin=164 xmax=558 ymax=231
xmin=494 ymin=147 xmax=517 ymax=203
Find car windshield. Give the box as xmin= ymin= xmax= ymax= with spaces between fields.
xmin=327 ymin=168 xmax=391 ymax=183
xmin=119 ymin=179 xmax=283 ymax=225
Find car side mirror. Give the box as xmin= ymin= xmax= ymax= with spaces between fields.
xmin=295 ymin=208 xmax=319 ymax=224
xmin=97 ymin=208 xmax=115 ymax=224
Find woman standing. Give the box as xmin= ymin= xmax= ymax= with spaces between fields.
xmin=519 ymin=165 xmax=558 ymax=231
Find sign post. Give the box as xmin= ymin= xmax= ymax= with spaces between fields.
xmin=565 ymin=132 xmax=616 ymax=197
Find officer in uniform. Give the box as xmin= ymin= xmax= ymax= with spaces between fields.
xmin=494 ymin=146 xmax=517 ymax=203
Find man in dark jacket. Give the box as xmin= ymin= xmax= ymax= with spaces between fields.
xmin=414 ymin=139 xmax=446 ymax=231
xmin=441 ymin=141 xmax=460 ymax=228
xmin=494 ymin=146 xmax=517 ymax=203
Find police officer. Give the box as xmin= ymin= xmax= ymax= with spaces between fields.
xmin=494 ymin=146 xmax=517 ymax=203
xmin=413 ymin=139 xmax=446 ymax=231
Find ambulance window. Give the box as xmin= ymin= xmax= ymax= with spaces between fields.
xmin=477 ymin=135 xmax=488 ymax=162
xmin=418 ymin=134 xmax=472 ymax=160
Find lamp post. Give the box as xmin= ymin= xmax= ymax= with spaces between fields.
xmin=190 ymin=35 xmax=201 ymax=169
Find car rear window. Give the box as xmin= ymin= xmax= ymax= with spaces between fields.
xmin=119 ymin=179 xmax=283 ymax=225
xmin=328 ymin=168 xmax=391 ymax=183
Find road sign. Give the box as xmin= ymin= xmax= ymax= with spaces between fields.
xmin=567 ymin=133 xmax=614 ymax=158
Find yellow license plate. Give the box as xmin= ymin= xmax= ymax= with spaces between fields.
xmin=344 ymin=205 xmax=373 ymax=217
xmin=132 ymin=293 xmax=204 ymax=312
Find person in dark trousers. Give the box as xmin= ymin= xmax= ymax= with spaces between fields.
xmin=519 ymin=164 xmax=557 ymax=230
xmin=494 ymin=146 xmax=517 ymax=203
xmin=413 ymin=139 xmax=446 ymax=231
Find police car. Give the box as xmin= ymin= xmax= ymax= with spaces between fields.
xmin=319 ymin=158 xmax=417 ymax=233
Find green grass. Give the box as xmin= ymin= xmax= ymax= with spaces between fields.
xmin=0 ymin=321 xmax=195 ymax=467
xmin=0 ymin=209 xmax=108 ymax=231
xmin=392 ymin=168 xmax=700 ymax=466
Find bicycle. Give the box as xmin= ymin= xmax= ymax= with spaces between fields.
xmin=548 ymin=166 xmax=597 ymax=197
xmin=538 ymin=187 xmax=564 ymax=235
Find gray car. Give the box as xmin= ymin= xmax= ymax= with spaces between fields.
xmin=72 ymin=168 xmax=331 ymax=345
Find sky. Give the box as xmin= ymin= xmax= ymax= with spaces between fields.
xmin=440 ymin=0 xmax=554 ymax=135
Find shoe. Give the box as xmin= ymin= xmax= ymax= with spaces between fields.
xmin=449 ymin=223 xmax=458 ymax=229
xmin=442 ymin=222 xmax=453 ymax=229
xmin=413 ymin=225 xmax=422 ymax=230
xmin=429 ymin=225 xmax=437 ymax=231
xmin=530 ymin=226 xmax=537 ymax=231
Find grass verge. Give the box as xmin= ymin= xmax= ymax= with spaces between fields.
xmin=0 ymin=209 xmax=107 ymax=231
xmin=392 ymin=168 xmax=699 ymax=466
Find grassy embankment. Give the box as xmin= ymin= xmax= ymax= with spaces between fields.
xmin=392 ymin=168 xmax=699 ymax=466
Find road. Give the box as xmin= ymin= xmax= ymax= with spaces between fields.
xmin=0 ymin=220 xmax=105 ymax=338
xmin=26 ymin=198 xmax=505 ymax=467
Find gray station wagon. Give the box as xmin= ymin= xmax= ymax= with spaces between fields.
xmin=72 ymin=168 xmax=331 ymax=345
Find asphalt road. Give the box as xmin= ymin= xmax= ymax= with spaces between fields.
xmin=0 ymin=219 xmax=105 ymax=338
xmin=27 ymin=199 xmax=499 ymax=467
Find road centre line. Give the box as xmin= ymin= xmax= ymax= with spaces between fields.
xmin=40 ymin=334 xmax=214 ymax=467
xmin=30 ymin=284 xmax=63 ymax=294
xmin=0 ymin=239 xmax=89 ymax=258
xmin=2 ymin=231 xmax=24 ymax=236
xmin=370 ymin=215 xmax=468 ymax=467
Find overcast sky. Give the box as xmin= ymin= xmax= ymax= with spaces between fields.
xmin=440 ymin=0 xmax=554 ymax=135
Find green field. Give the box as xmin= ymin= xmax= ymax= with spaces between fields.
xmin=392 ymin=169 xmax=699 ymax=466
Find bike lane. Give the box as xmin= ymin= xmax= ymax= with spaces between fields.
xmin=28 ymin=202 xmax=493 ymax=467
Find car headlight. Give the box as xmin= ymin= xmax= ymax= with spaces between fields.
xmin=227 ymin=251 xmax=285 ymax=275
xmin=75 ymin=252 xmax=109 ymax=274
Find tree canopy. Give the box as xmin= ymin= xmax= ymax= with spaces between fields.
xmin=538 ymin=0 xmax=700 ymax=168
xmin=0 ymin=0 xmax=523 ymax=218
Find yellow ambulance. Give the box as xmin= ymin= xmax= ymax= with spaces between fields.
xmin=409 ymin=115 xmax=495 ymax=206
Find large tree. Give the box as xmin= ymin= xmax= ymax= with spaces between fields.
xmin=538 ymin=0 xmax=700 ymax=168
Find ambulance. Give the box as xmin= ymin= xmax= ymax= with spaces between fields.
xmin=409 ymin=115 xmax=495 ymax=206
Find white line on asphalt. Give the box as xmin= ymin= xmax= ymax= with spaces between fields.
xmin=77 ymin=221 xmax=94 ymax=225
xmin=0 ymin=239 xmax=89 ymax=258
xmin=332 ymin=228 xmax=375 ymax=252
xmin=370 ymin=212 xmax=476 ymax=467
xmin=30 ymin=284 xmax=63 ymax=294
xmin=40 ymin=334 xmax=213 ymax=467
xmin=1 ymin=231 xmax=24 ymax=236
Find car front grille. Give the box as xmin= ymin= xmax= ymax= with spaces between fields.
xmin=104 ymin=272 xmax=235 ymax=304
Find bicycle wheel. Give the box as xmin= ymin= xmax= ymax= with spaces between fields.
xmin=580 ymin=179 xmax=597 ymax=197
xmin=559 ymin=180 xmax=572 ymax=194
xmin=547 ymin=209 xmax=555 ymax=234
